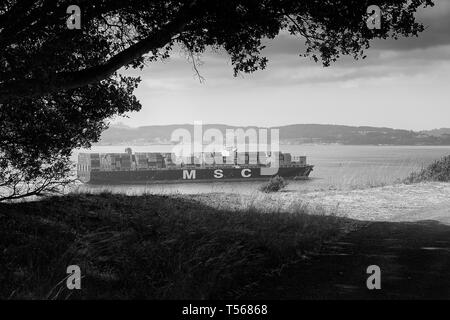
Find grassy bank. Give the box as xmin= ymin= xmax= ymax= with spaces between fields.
xmin=0 ymin=193 xmax=358 ymax=299
xmin=405 ymin=155 xmax=450 ymax=183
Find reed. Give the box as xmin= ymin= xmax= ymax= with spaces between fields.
xmin=404 ymin=155 xmax=450 ymax=184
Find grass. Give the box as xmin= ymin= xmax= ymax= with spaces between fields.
xmin=0 ymin=192 xmax=357 ymax=299
xmin=404 ymin=155 xmax=450 ymax=184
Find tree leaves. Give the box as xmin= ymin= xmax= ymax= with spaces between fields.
xmin=0 ymin=0 xmax=434 ymax=199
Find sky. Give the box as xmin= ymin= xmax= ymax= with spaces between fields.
xmin=115 ymin=0 xmax=450 ymax=131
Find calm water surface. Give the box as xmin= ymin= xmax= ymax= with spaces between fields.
xmin=73 ymin=145 xmax=450 ymax=195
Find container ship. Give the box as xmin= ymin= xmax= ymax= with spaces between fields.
xmin=77 ymin=148 xmax=314 ymax=184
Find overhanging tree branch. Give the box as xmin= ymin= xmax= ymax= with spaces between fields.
xmin=0 ymin=0 xmax=197 ymax=103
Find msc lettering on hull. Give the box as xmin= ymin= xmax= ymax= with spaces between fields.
xmin=214 ymin=169 xmax=223 ymax=179
xmin=183 ymin=170 xmax=196 ymax=179
xmin=182 ymin=169 xmax=254 ymax=180
xmin=241 ymin=169 xmax=251 ymax=178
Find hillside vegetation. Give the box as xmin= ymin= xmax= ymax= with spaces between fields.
xmin=98 ymin=123 xmax=450 ymax=146
xmin=405 ymin=155 xmax=450 ymax=183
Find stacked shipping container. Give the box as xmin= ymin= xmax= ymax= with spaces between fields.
xmin=77 ymin=150 xmax=305 ymax=172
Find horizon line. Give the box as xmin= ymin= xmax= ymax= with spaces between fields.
xmin=109 ymin=122 xmax=449 ymax=132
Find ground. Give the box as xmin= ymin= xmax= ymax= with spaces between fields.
xmin=190 ymin=182 xmax=450 ymax=223
xmin=1 ymin=181 xmax=450 ymax=299
xmin=189 ymin=182 xmax=450 ymax=299
xmin=248 ymin=220 xmax=450 ymax=299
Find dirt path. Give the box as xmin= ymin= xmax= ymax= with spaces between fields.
xmin=265 ymin=183 xmax=450 ymax=299
xmin=248 ymin=220 xmax=450 ymax=299
xmin=191 ymin=182 xmax=450 ymax=299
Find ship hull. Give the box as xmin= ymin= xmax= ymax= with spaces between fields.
xmin=80 ymin=166 xmax=313 ymax=185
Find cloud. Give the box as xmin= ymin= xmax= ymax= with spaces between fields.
xmin=122 ymin=1 xmax=450 ymax=101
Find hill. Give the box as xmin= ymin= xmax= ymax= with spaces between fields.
xmin=97 ymin=123 xmax=450 ymax=146
xmin=422 ymin=128 xmax=450 ymax=137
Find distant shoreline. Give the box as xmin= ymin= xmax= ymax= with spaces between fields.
xmin=92 ymin=142 xmax=450 ymax=147
xmin=98 ymin=123 xmax=450 ymax=146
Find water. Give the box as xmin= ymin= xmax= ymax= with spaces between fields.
xmin=73 ymin=145 xmax=450 ymax=195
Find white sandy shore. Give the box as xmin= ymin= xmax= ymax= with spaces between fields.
xmin=297 ymin=182 xmax=450 ymax=223
xmin=190 ymin=182 xmax=450 ymax=224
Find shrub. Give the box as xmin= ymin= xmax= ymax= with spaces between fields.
xmin=259 ymin=176 xmax=288 ymax=193
xmin=404 ymin=155 xmax=450 ymax=184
